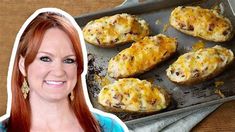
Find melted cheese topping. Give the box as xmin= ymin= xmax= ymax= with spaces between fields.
xmin=98 ymin=78 xmax=169 ymax=112
xmin=170 ymin=6 xmax=233 ymax=42
xmin=83 ymin=13 xmax=150 ymax=47
xmin=166 ymin=45 xmax=234 ymax=84
xmin=108 ymin=34 xmax=177 ymax=78
xmin=192 ymin=40 xmax=205 ymax=51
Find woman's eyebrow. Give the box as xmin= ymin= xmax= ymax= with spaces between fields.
xmin=38 ymin=51 xmax=76 ymax=58
xmin=37 ymin=51 xmax=54 ymax=56
xmin=64 ymin=55 xmax=76 ymax=58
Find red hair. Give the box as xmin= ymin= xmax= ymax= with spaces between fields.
xmin=8 ymin=12 xmax=101 ymax=132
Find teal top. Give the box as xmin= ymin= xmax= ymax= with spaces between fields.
xmin=0 ymin=113 xmax=124 ymax=132
xmin=0 ymin=119 xmax=7 ymax=132
xmin=94 ymin=113 xmax=124 ymax=132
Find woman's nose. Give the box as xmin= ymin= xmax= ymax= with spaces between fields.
xmin=52 ymin=61 xmax=65 ymax=77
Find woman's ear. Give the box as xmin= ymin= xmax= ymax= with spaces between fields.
xmin=19 ymin=56 xmax=26 ymax=76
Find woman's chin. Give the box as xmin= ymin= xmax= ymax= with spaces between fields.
xmin=30 ymin=92 xmax=69 ymax=103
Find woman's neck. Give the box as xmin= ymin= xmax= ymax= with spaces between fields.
xmin=29 ymin=92 xmax=83 ymax=131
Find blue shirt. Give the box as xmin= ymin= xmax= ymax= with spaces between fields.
xmin=94 ymin=113 xmax=124 ymax=132
xmin=0 ymin=119 xmax=7 ymax=132
xmin=0 ymin=113 xmax=124 ymax=132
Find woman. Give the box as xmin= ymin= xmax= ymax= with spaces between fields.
xmin=0 ymin=8 xmax=126 ymax=132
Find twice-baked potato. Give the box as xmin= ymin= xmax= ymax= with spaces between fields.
xmin=170 ymin=6 xmax=233 ymax=42
xmin=83 ymin=13 xmax=150 ymax=47
xmin=98 ymin=78 xmax=170 ymax=112
xmin=166 ymin=45 xmax=234 ymax=85
xmin=108 ymin=34 xmax=177 ymax=78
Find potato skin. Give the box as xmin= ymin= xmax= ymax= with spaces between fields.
xmin=166 ymin=45 xmax=234 ymax=85
xmin=98 ymin=78 xmax=171 ymax=113
xmin=83 ymin=13 xmax=150 ymax=47
xmin=108 ymin=34 xmax=177 ymax=78
xmin=170 ymin=6 xmax=233 ymax=42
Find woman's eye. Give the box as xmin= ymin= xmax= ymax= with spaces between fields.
xmin=64 ymin=58 xmax=76 ymax=64
xmin=40 ymin=56 xmax=51 ymax=62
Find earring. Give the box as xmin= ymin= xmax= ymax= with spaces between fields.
xmin=70 ymin=90 xmax=74 ymax=101
xmin=21 ymin=78 xmax=30 ymax=99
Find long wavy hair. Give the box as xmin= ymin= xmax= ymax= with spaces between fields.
xmin=8 ymin=12 xmax=101 ymax=132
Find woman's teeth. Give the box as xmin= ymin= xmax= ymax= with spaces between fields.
xmin=45 ymin=80 xmax=64 ymax=85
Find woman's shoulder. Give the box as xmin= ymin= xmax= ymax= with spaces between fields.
xmin=93 ymin=112 xmax=125 ymax=132
xmin=0 ymin=118 xmax=8 ymax=132
xmin=1 ymin=114 xmax=126 ymax=132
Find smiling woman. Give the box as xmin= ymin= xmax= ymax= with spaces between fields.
xmin=20 ymin=28 xmax=79 ymax=102
xmin=0 ymin=8 xmax=125 ymax=132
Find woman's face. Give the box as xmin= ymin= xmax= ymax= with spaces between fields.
xmin=19 ymin=28 xmax=77 ymax=102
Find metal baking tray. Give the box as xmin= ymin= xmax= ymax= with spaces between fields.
xmin=74 ymin=0 xmax=235 ymax=125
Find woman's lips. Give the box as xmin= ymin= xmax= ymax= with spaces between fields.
xmin=44 ymin=80 xmax=66 ymax=88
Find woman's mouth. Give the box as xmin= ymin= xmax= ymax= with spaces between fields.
xmin=44 ymin=80 xmax=66 ymax=88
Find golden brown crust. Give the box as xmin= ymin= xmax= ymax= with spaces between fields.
xmin=98 ymin=78 xmax=171 ymax=112
xmin=166 ymin=45 xmax=234 ymax=85
xmin=170 ymin=6 xmax=234 ymax=42
xmin=83 ymin=13 xmax=150 ymax=47
xmin=108 ymin=34 xmax=177 ymax=78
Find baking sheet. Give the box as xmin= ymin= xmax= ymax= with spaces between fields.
xmin=74 ymin=0 xmax=235 ymax=125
